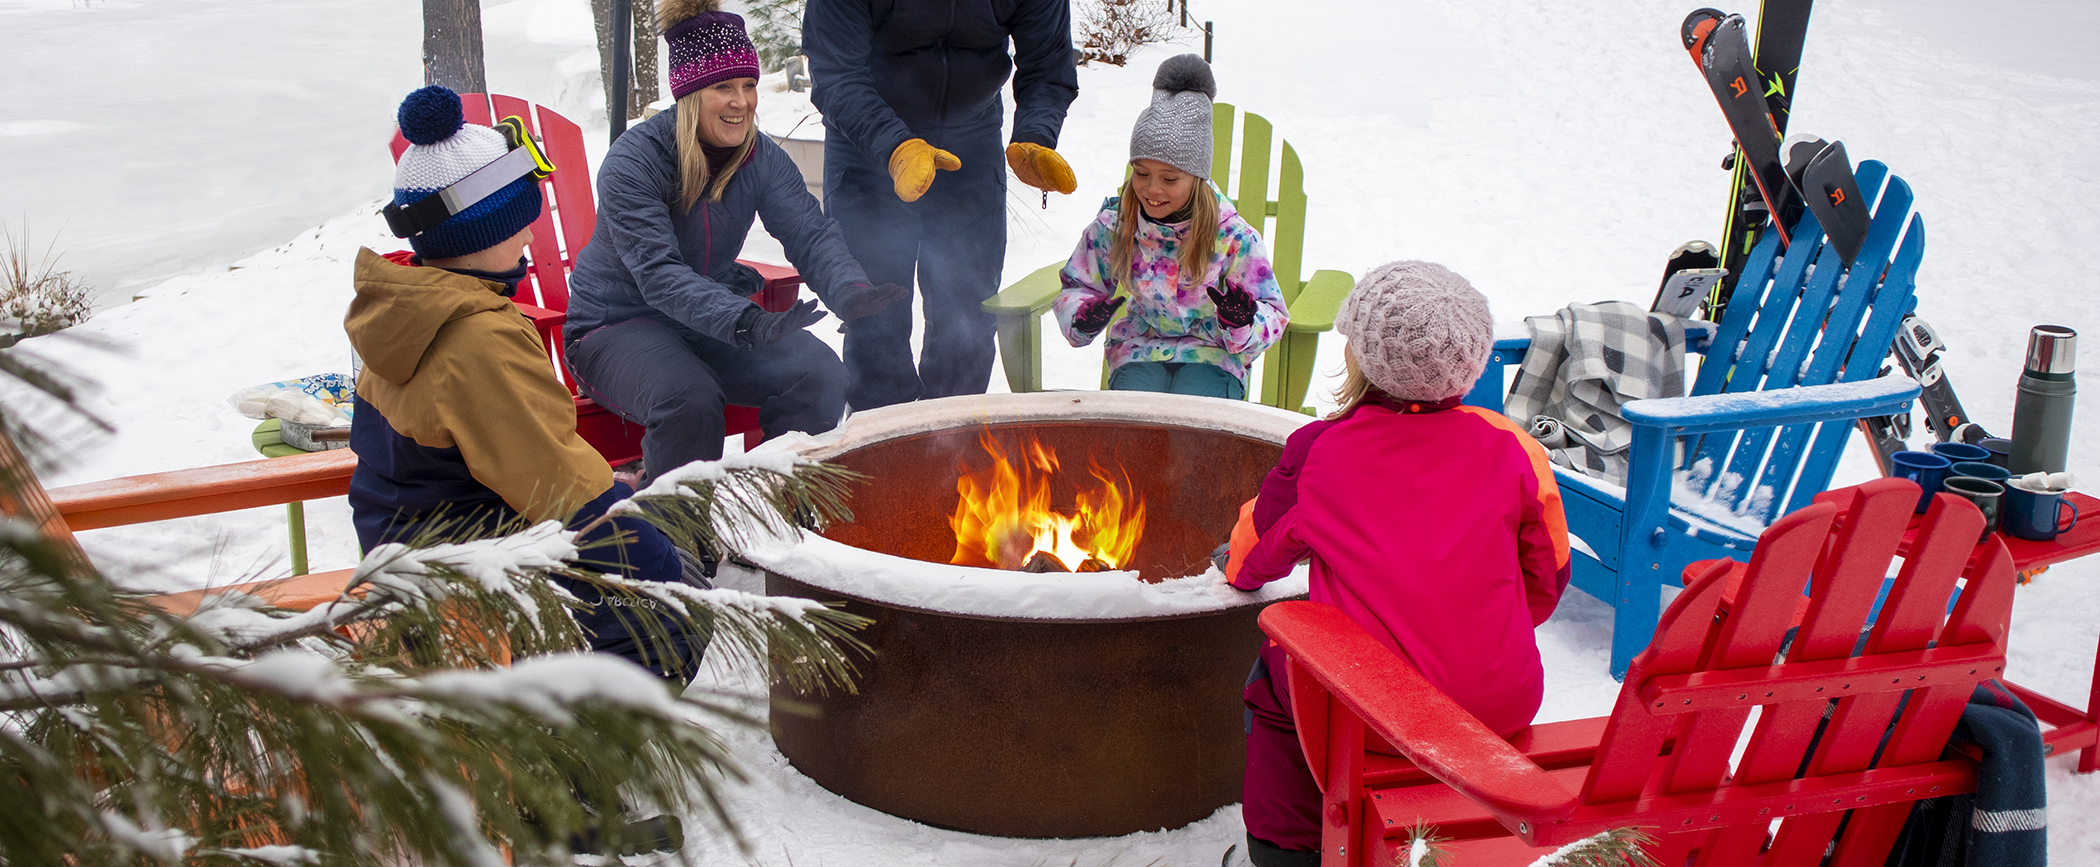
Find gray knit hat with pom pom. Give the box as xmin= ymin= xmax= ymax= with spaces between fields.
xmin=1337 ymin=261 xmax=1495 ymax=402
xmin=1130 ymin=54 xmax=1216 ymax=178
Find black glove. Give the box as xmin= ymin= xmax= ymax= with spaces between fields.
xmin=826 ymin=282 xmax=911 ymax=320
xmin=1207 ymin=283 xmax=1256 ymax=329
xmin=1071 ymin=295 xmax=1126 ymax=336
xmin=714 ymin=262 xmax=768 ymax=298
xmin=734 ymin=299 xmax=827 ymax=348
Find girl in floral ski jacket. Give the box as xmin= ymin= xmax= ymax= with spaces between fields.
xmin=1051 ymin=55 xmax=1287 ymax=399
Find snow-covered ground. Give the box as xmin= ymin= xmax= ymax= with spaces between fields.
xmin=4 ymin=0 xmax=2099 ymax=862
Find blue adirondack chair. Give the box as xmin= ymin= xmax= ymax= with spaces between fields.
xmin=1465 ymin=160 xmax=1925 ymax=677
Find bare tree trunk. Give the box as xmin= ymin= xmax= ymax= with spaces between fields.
xmin=591 ymin=0 xmax=615 ymax=114
xmin=631 ymin=1 xmax=659 ymax=118
xmin=422 ymin=0 xmax=486 ymax=92
xmin=595 ymin=0 xmax=662 ymax=121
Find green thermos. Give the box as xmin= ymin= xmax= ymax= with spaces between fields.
xmin=2009 ymin=325 xmax=2077 ymax=475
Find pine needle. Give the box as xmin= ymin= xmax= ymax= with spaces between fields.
xmin=1527 ymin=827 xmax=1661 ymax=867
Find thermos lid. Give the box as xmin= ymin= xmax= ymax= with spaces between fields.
xmin=2025 ymin=325 xmax=2077 ymax=374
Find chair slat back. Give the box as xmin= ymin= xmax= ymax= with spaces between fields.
xmin=1272 ymin=143 xmax=1309 ymax=305
xmin=487 ymin=93 xmax=572 ymax=316
xmin=1684 ymin=162 xmax=1922 ymax=523
xmin=536 ymin=103 xmax=595 ymax=297
xmin=1209 ymin=103 xmax=1308 ymax=299
xmin=1746 ymin=167 xmax=1907 ymax=508
xmin=1581 ymin=480 xmax=2014 ymax=864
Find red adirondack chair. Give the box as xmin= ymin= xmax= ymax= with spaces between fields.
xmin=388 ymin=93 xmax=799 ymax=466
xmin=1260 ymin=477 xmax=2018 ymax=865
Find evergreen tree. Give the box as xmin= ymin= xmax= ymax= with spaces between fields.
xmin=0 ymin=357 xmax=869 ymax=865
xmin=739 ymin=0 xmax=806 ymax=73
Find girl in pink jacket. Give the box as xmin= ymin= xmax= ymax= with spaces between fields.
xmin=1228 ymin=261 xmax=1571 ymax=867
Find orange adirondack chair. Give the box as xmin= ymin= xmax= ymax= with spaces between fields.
xmin=1260 ymin=477 xmax=2018 ymax=865
xmin=388 ymin=93 xmax=800 ymax=465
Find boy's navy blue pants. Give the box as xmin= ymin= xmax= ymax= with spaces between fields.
xmin=822 ymin=114 xmax=1007 ymax=410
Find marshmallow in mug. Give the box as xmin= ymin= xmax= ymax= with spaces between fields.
xmin=2012 ymin=471 xmax=2077 ymax=493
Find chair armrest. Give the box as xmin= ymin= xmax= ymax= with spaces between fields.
xmin=1463 ymin=336 xmax=1534 ymax=412
xmin=983 ymin=263 xmax=1063 ymax=317
xmin=1283 ymin=269 xmax=1353 ymax=334
xmin=741 ymin=259 xmax=803 ymax=312
xmin=1491 ymin=335 xmax=1531 ymax=359
xmin=1684 ymin=320 xmax=1717 ymax=354
xmin=48 ymin=449 xmax=360 ymax=531
xmin=1621 ymin=376 xmax=1920 ymax=435
xmin=1260 ymin=601 xmax=1580 ymax=826
xmin=514 ymin=301 xmax=566 ymax=334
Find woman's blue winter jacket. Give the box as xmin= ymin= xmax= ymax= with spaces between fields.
xmin=564 ymin=108 xmax=871 ymax=345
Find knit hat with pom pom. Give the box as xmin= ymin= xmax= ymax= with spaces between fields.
xmin=661 ymin=0 xmax=761 ymax=99
xmin=390 ymin=86 xmax=543 ymax=260
xmin=1130 ymin=54 xmax=1217 ymax=178
xmin=1337 ymin=261 xmax=1495 ymax=402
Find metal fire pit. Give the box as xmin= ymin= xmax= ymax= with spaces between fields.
xmin=744 ymin=392 xmax=1311 ymax=838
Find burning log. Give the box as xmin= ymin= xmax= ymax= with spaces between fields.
xmin=1020 ymin=551 xmax=1070 ymax=573
xmin=1076 ymin=558 xmax=1113 ymax=573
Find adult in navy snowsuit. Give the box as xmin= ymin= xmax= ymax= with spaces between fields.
xmin=565 ymin=0 xmax=904 ymax=484
xmin=803 ymin=0 xmax=1080 ymax=409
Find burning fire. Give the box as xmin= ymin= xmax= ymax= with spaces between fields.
xmin=949 ymin=429 xmax=1145 ymax=572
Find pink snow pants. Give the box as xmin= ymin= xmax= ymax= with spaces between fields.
xmin=1243 ymin=638 xmax=1323 ymax=853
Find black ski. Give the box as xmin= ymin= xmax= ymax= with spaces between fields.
xmin=1691 ymin=1 xmax=1815 ymax=322
xmin=1795 ymin=140 xmax=1871 ymax=266
xmin=1890 ymin=316 xmax=1985 ymax=443
xmin=1688 ymin=13 xmax=1804 ymax=249
xmin=1651 ymin=240 xmax=1725 ymax=318
xmin=1858 ymin=397 xmax=1913 ymax=474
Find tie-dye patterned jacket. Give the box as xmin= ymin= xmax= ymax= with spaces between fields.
xmin=1051 ymin=192 xmax=1289 ymax=382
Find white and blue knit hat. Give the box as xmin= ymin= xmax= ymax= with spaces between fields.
xmin=1129 ymin=55 xmax=1216 ymax=178
xmin=391 ymin=86 xmax=542 ymax=260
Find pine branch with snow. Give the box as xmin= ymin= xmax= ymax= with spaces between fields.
xmin=1399 ymin=821 xmax=1450 ymax=866
xmin=0 ymin=355 xmax=872 ymax=865
xmin=607 ymin=451 xmax=860 ymax=557
xmin=1525 ymin=828 xmax=1660 ymax=867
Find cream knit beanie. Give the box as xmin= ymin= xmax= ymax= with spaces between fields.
xmin=1337 ymin=261 xmax=1494 ymax=401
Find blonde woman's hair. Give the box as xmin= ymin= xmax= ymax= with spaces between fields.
xmin=673 ymin=88 xmax=758 ymax=211
xmin=1107 ymin=175 xmax=1220 ymax=289
xmin=1329 ymin=347 xmax=1374 ymax=419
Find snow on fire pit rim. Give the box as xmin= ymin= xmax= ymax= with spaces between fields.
xmin=738 ymin=392 xmax=1314 ymax=621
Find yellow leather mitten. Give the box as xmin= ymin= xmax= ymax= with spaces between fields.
xmin=887 ymin=138 xmax=961 ymax=202
xmin=1005 ymin=142 xmax=1077 ymax=194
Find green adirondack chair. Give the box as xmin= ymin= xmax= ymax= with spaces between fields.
xmin=983 ymin=103 xmax=1354 ymax=414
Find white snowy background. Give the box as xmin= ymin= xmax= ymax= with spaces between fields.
xmin=3 ymin=0 xmax=2098 ymax=862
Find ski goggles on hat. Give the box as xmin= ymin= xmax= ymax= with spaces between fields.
xmin=382 ymin=116 xmax=556 ymax=239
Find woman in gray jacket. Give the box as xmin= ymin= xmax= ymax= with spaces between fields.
xmin=565 ymin=0 xmax=903 ymax=483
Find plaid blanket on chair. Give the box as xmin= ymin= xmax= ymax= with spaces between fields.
xmin=1883 ymin=681 xmax=2048 ymax=867
xmin=1504 ymin=301 xmax=1689 ymax=485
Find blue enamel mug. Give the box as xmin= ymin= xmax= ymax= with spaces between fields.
xmin=2003 ymin=479 xmax=2080 ymax=542
xmin=1889 ymin=451 xmax=1952 ymax=514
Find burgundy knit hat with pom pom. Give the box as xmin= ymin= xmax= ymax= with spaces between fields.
xmin=661 ymin=0 xmax=761 ymax=99
xmin=1337 ymin=261 xmax=1495 ymax=402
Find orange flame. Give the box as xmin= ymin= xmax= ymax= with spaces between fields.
xmin=948 ymin=429 xmax=1145 ymax=571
